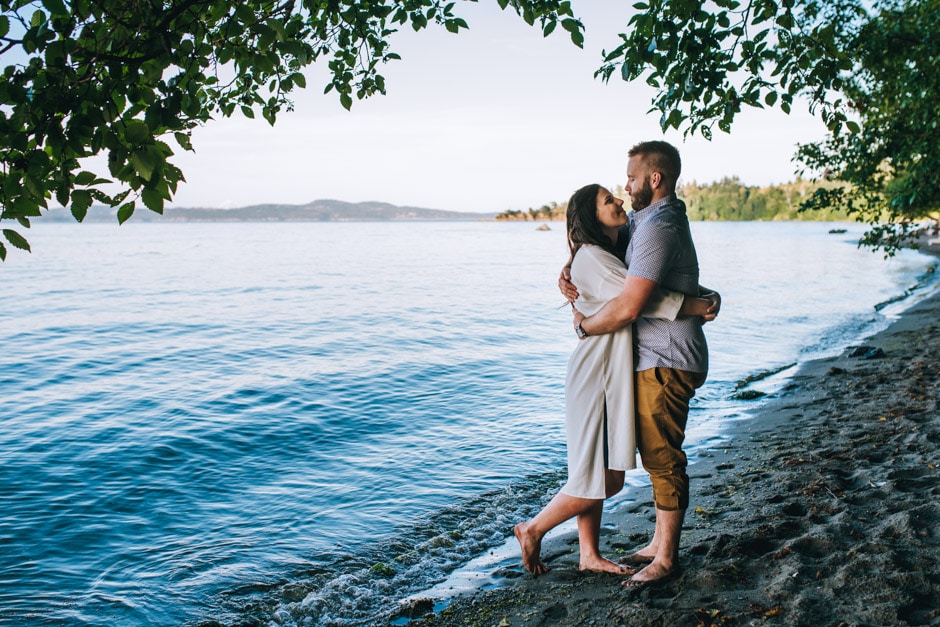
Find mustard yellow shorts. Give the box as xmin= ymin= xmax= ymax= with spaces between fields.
xmin=635 ymin=367 xmax=706 ymax=511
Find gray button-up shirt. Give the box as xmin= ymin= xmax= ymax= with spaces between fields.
xmin=624 ymin=194 xmax=709 ymax=373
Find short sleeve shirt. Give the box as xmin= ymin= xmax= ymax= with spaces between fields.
xmin=625 ymin=195 xmax=709 ymax=373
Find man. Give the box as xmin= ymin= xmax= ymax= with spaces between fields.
xmin=560 ymin=140 xmax=717 ymax=585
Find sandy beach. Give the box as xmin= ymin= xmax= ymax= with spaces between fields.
xmin=405 ymin=237 xmax=940 ymax=627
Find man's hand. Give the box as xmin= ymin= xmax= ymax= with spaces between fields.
xmin=559 ymin=266 xmax=579 ymax=302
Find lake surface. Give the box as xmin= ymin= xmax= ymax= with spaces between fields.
xmin=1 ymin=220 xmax=937 ymax=626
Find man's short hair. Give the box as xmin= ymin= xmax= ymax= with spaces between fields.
xmin=628 ymin=141 xmax=681 ymax=189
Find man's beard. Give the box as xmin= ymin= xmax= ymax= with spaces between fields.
xmin=630 ymin=178 xmax=653 ymax=211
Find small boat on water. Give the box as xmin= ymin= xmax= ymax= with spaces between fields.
xmin=828 ymin=228 xmax=848 ymax=234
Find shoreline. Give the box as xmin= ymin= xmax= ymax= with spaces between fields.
xmin=403 ymin=237 xmax=940 ymax=626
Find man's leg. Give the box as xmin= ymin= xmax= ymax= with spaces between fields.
xmin=628 ymin=367 xmax=705 ymax=584
xmin=626 ymin=506 xmax=661 ymax=564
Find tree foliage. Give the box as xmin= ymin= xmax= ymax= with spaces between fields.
xmin=598 ymin=0 xmax=939 ymax=254
xmin=0 ymin=0 xmax=583 ymax=260
xmin=5 ymin=0 xmax=936 ymax=261
xmin=796 ymin=0 xmax=940 ymax=254
xmin=681 ymin=177 xmax=848 ymax=222
xmin=494 ymin=178 xmax=848 ymax=223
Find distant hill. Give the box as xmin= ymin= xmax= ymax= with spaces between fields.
xmin=38 ymin=199 xmax=497 ymax=223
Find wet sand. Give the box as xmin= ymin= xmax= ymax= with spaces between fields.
xmin=406 ymin=237 xmax=940 ymax=626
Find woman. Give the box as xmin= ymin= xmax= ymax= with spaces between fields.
xmin=514 ymin=184 xmax=714 ymax=576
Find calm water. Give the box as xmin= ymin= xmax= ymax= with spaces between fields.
xmin=1 ymin=221 xmax=936 ymax=626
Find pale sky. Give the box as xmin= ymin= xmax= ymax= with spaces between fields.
xmin=166 ymin=2 xmax=829 ymax=214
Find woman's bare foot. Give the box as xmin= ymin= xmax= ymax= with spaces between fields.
xmin=514 ymin=522 xmax=548 ymax=576
xmin=579 ymin=555 xmax=634 ymax=575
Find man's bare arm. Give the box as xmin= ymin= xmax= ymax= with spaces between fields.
xmin=575 ymin=275 xmax=658 ymax=336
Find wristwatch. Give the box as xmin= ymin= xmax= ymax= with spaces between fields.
xmin=575 ymin=322 xmax=588 ymax=339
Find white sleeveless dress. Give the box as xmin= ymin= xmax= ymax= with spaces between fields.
xmin=562 ymin=244 xmax=684 ymax=499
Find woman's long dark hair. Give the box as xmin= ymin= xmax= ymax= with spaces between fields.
xmin=566 ymin=183 xmax=618 ymax=266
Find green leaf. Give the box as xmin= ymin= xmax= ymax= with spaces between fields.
xmin=0 ymin=16 xmax=9 ymax=38
xmin=117 ymin=202 xmax=136 ymax=225
xmin=174 ymin=132 xmax=193 ymax=151
xmin=3 ymin=229 xmax=32 ymax=252
xmin=561 ymin=18 xmax=580 ymax=34
xmin=846 ymin=121 xmax=861 ymax=133
xmin=124 ymin=120 xmax=150 ymax=144
xmin=262 ymin=106 xmax=276 ymax=126
xmin=56 ymin=186 xmax=70 ymax=208
xmin=24 ymin=175 xmax=43 ymax=199
xmin=42 ymin=0 xmax=68 ymax=16
xmin=12 ymin=196 xmax=42 ymax=218
xmin=75 ymin=171 xmax=97 ymax=186
xmin=667 ymin=108 xmax=684 ymax=129
xmin=141 ymin=188 xmax=164 ymax=214
xmin=0 ymin=242 xmax=6 ymax=261
xmin=70 ymin=189 xmax=92 ymax=221
xmin=130 ymin=149 xmax=157 ymax=181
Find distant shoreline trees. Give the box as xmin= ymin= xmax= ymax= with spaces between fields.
xmin=495 ymin=178 xmax=851 ymax=222
xmin=495 ymin=202 xmax=564 ymax=222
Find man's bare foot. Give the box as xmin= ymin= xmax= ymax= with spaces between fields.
xmin=627 ymin=542 xmax=658 ymax=561
xmin=579 ymin=555 xmax=634 ymax=575
xmin=514 ymin=522 xmax=548 ymax=576
xmin=619 ymin=552 xmax=654 ymax=566
xmin=622 ymin=560 xmax=678 ymax=587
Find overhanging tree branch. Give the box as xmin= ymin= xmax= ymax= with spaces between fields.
xmin=0 ymin=0 xmax=584 ymax=261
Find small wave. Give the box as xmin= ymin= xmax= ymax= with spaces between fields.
xmin=201 ymin=471 xmax=567 ymax=626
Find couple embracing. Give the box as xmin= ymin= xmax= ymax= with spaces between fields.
xmin=514 ymin=140 xmax=720 ymax=586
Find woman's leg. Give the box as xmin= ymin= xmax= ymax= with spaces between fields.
xmin=515 ymin=491 xmax=600 ymax=575
xmin=574 ymin=470 xmax=630 ymax=573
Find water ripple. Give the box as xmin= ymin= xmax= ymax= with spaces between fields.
xmin=0 ymin=221 xmax=936 ymax=625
